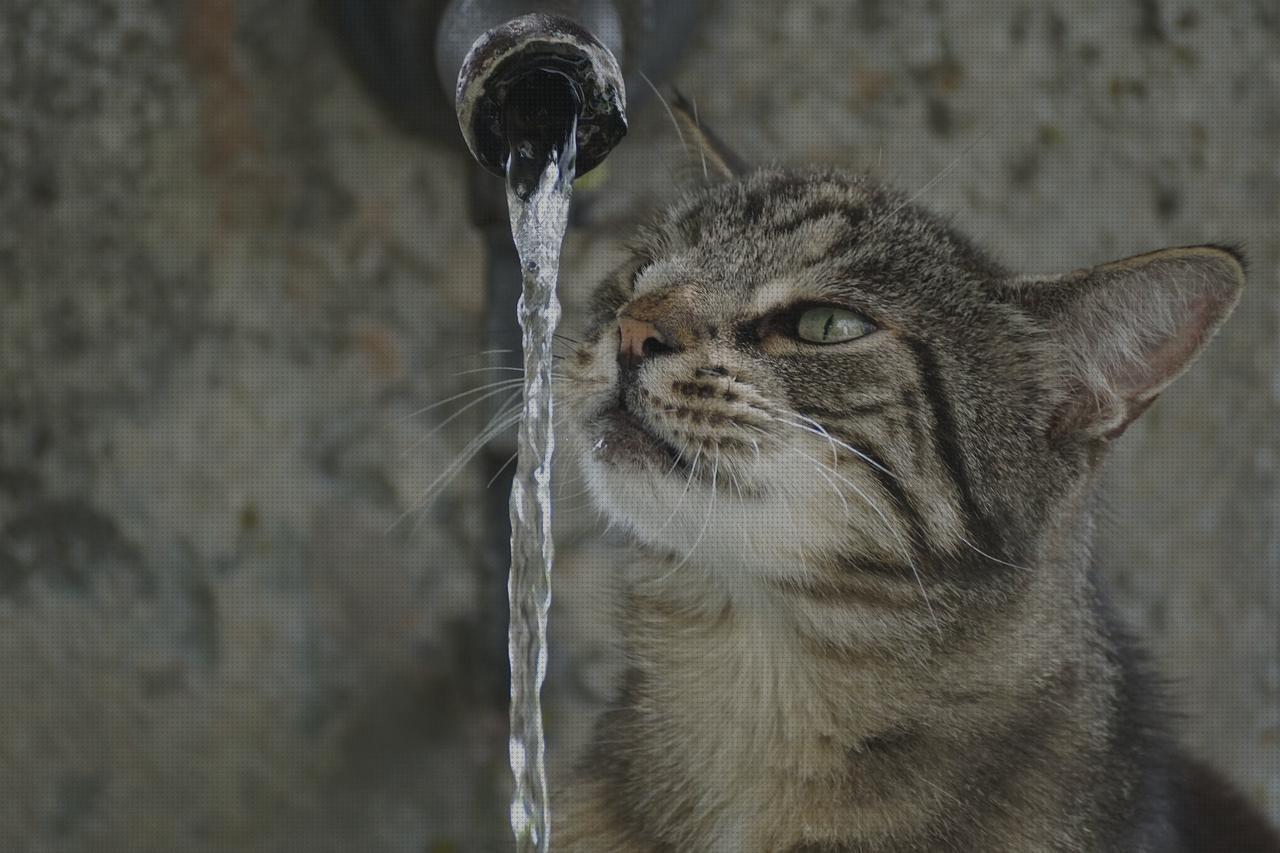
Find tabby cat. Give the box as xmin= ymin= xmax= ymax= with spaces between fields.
xmin=552 ymin=104 xmax=1280 ymax=852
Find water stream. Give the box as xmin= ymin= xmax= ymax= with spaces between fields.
xmin=503 ymin=76 xmax=577 ymax=852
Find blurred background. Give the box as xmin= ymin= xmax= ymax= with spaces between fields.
xmin=1 ymin=0 xmax=1277 ymax=850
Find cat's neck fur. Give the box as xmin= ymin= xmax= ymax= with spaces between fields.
xmin=570 ymin=479 xmax=1171 ymax=852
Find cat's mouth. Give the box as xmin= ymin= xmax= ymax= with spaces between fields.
xmin=589 ymin=398 xmax=687 ymax=471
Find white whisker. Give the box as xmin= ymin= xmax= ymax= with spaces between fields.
xmin=785 ymin=442 xmax=850 ymax=517
xmin=769 ymin=413 xmax=896 ymax=478
xmin=639 ymin=71 xmax=688 ymax=153
xmin=958 ymin=535 xmax=1033 ymax=572
xmin=396 ymin=378 xmax=524 ymax=425
xmin=387 ymin=405 xmax=524 ymax=535
xmin=487 ymin=449 xmax=519 ymax=489
xmin=399 ymin=386 xmax=523 ymax=460
xmin=886 ymin=129 xmax=990 ymax=221
xmin=691 ymin=93 xmax=708 ymax=181
xmin=451 ymin=365 xmax=568 ymax=378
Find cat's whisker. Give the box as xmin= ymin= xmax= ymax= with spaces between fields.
xmin=638 ymin=70 xmax=689 ymax=155
xmin=482 ymin=372 xmax=603 ymax=403
xmin=882 ymin=128 xmax=991 ymax=224
xmin=401 ymin=371 xmax=590 ymax=440
xmin=427 ymin=347 xmax=520 ymax=370
xmin=661 ymin=437 xmax=691 ymax=480
xmin=792 ymin=414 xmax=849 ymax=471
xmin=700 ymin=449 xmax=721 ymax=546
xmin=395 ymin=378 xmax=525 ymax=425
xmin=398 ymin=386 xmax=523 ymax=460
xmin=690 ymin=94 xmax=709 ymax=182
xmin=769 ymin=412 xmax=896 ymax=479
xmin=649 ymin=436 xmax=689 ymax=501
xmin=727 ymin=465 xmax=745 ymax=501
xmin=393 ymin=399 xmax=585 ymax=534
xmin=450 ymin=364 xmax=570 ymax=378
xmin=487 ymin=449 xmax=519 ymax=489
xmin=386 ymin=405 xmax=524 ymax=535
xmin=402 ymin=371 xmax=595 ymax=444
xmin=786 ymin=443 xmax=851 ymax=518
xmin=417 ymin=393 xmax=549 ymax=493
xmin=432 ymin=401 xmax=522 ymax=478
xmin=957 ymin=535 xmax=1033 ymax=573
xmin=554 ymin=482 xmax=597 ymax=505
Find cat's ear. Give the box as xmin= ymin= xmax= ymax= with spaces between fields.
xmin=668 ymin=89 xmax=748 ymax=183
xmin=1010 ymin=246 xmax=1245 ymax=441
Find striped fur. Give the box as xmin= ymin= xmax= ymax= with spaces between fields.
xmin=555 ymin=169 xmax=1272 ymax=851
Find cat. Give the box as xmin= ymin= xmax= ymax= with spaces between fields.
xmin=550 ymin=101 xmax=1280 ymax=852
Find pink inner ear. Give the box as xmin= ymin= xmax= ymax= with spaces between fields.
xmin=1109 ymin=292 xmax=1220 ymax=404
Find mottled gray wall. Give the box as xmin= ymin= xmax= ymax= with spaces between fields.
xmin=0 ymin=0 xmax=1276 ymax=851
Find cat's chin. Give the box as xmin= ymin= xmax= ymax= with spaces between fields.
xmin=587 ymin=401 xmax=686 ymax=472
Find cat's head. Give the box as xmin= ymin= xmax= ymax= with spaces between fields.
xmin=561 ymin=107 xmax=1244 ymax=633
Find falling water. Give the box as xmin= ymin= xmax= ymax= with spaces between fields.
xmin=502 ymin=69 xmax=577 ymax=853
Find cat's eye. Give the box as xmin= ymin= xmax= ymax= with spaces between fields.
xmin=795 ymin=307 xmax=876 ymax=344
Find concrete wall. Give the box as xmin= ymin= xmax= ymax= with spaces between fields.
xmin=0 ymin=0 xmax=1275 ymax=850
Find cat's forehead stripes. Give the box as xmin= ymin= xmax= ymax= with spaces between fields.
xmin=637 ymin=169 xmax=1008 ymax=318
xmin=692 ymin=177 xmax=865 ymax=257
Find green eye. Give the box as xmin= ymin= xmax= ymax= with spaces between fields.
xmin=795 ymin=307 xmax=875 ymax=344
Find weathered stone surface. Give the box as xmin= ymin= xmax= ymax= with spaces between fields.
xmin=0 ymin=0 xmax=1275 ymax=850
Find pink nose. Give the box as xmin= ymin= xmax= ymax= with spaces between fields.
xmin=618 ymin=316 xmax=665 ymax=368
